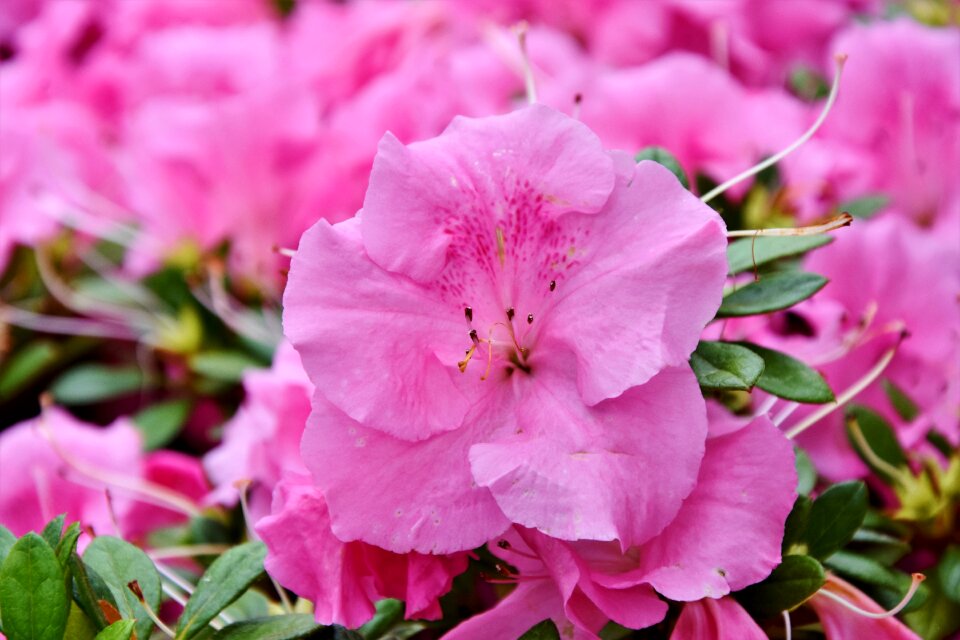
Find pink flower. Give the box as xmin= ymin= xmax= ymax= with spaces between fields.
xmin=255 ymin=472 xmax=468 ymax=629
xmin=786 ymin=19 xmax=960 ymax=224
xmin=445 ymin=416 xmax=797 ymax=638
xmin=285 ymin=105 xmax=728 ymax=554
xmin=809 ymin=574 xmax=920 ymax=640
xmin=670 ymin=597 xmax=766 ymax=640
xmin=204 ymin=341 xmax=313 ymax=521
xmin=122 ymin=450 xmax=209 ymax=544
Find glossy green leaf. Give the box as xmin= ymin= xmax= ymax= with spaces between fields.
xmin=850 ymin=528 xmax=910 ymax=565
xmin=210 ymin=614 xmax=322 ymax=640
xmin=906 ymin=552 xmax=960 ymax=640
xmin=804 ymin=481 xmax=868 ymax=560
xmin=795 ymin=448 xmax=817 ymax=495
xmin=55 ymin=523 xmax=82 ymax=568
xmin=68 ymin=553 xmax=111 ymax=630
xmin=40 ymin=514 xmax=65 ymax=549
xmin=50 ymin=364 xmax=150 ymax=405
xmin=133 ymin=398 xmax=193 ymax=450
xmin=883 ymin=379 xmax=920 ymax=422
xmin=726 ymin=235 xmax=832 ymax=275
xmin=737 ymin=343 xmax=834 ymax=404
xmin=0 ymin=532 xmax=69 ymax=640
xmin=0 ymin=525 xmax=17 ymax=568
xmin=841 ymin=194 xmax=889 ymax=219
xmin=175 ymin=541 xmax=267 ymax=639
xmin=690 ymin=341 xmax=765 ymax=390
xmin=845 ymin=405 xmax=908 ymax=482
xmin=940 ymin=546 xmax=960 ymax=603
xmin=635 ymin=147 xmax=689 ymax=189
xmin=64 ymin=603 xmax=98 ymax=640
xmin=358 ymin=598 xmax=404 ymax=640
xmin=782 ymin=495 xmax=813 ymax=555
xmin=93 ymin=620 xmax=136 ymax=640
xmin=188 ymin=351 xmax=262 ymax=384
xmin=717 ymin=272 xmax=827 ymax=317
xmin=0 ymin=341 xmax=59 ymax=400
xmin=83 ymin=536 xmax=161 ymax=640
xmin=519 ymin=619 xmax=562 ymax=640
xmin=736 ymin=554 xmax=826 ymax=619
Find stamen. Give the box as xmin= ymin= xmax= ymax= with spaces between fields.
xmin=549 ymin=280 xmax=556 ymax=292
xmin=782 ymin=610 xmax=792 ymax=640
xmin=817 ymin=573 xmax=925 ymax=619
xmin=702 ymin=53 xmax=848 ymax=204
xmin=481 ymin=328 xmax=496 ymax=381
xmin=465 ymin=306 xmax=473 ymax=323
xmin=527 ymin=314 xmax=534 ymax=324
xmin=785 ymin=330 xmax=903 ymax=439
xmin=149 ymin=545 xmax=230 ymax=560
xmin=37 ymin=412 xmax=202 ymax=518
xmin=274 ymin=246 xmax=297 ymax=258
xmin=514 ymin=22 xmax=537 ymax=104
xmin=129 ymin=581 xmax=175 ymax=638
xmin=458 ymin=345 xmax=477 ymax=373
xmin=772 ymin=402 xmax=800 ymax=427
xmin=506 ymin=307 xmax=515 ymax=321
xmin=726 ymin=213 xmax=853 ymax=238
xmin=470 ymin=329 xmax=480 ymax=345
xmin=572 ymin=94 xmax=582 ymax=120
xmin=847 ymin=419 xmax=913 ymax=488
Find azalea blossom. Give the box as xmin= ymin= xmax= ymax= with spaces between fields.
xmin=444 ymin=416 xmax=796 ymax=638
xmin=285 ymin=104 xmax=728 ymax=554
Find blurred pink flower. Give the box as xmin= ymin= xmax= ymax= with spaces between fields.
xmin=256 ymin=472 xmax=468 ymax=629
xmin=446 ymin=416 xmax=796 ymax=638
xmin=786 ymin=19 xmax=960 ymax=224
xmin=285 ymin=105 xmax=727 ymax=554
xmin=670 ymin=597 xmax=766 ymax=640
xmin=204 ymin=341 xmax=313 ymax=520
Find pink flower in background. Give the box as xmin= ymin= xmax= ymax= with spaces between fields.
xmin=204 ymin=341 xmax=313 ymax=521
xmin=809 ymin=574 xmax=921 ymax=640
xmin=256 ymin=472 xmax=468 ymax=629
xmin=670 ymin=597 xmax=766 ymax=640
xmin=122 ymin=450 xmax=208 ymax=544
xmin=445 ymin=416 xmax=797 ymax=638
xmin=285 ymin=105 xmax=728 ymax=553
xmin=786 ymin=19 xmax=960 ymax=224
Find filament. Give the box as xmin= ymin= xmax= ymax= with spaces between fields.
xmin=515 ymin=22 xmax=538 ymax=104
xmin=782 ymin=609 xmax=792 ymax=640
xmin=702 ymin=54 xmax=847 ymax=204
xmin=129 ymin=581 xmax=175 ymax=638
xmin=785 ymin=333 xmax=902 ymax=439
xmin=725 ymin=213 xmax=853 ymax=238
xmin=817 ymin=573 xmax=925 ymax=619
xmin=847 ymin=419 xmax=913 ymax=488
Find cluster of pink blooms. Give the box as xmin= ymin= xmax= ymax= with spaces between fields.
xmin=1 ymin=0 xmax=958 ymax=638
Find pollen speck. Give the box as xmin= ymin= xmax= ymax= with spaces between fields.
xmin=527 ymin=313 xmax=534 ymax=324
xmin=549 ymin=280 xmax=556 ymax=291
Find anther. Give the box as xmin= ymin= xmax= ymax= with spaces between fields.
xmin=465 ymin=306 xmax=473 ymax=322
xmin=506 ymin=307 xmax=515 ymax=321
xmin=527 ymin=314 xmax=534 ymax=324
xmin=469 ymin=329 xmax=479 ymax=345
xmin=497 ymin=540 xmax=511 ymax=549
xmin=549 ymin=280 xmax=556 ymax=291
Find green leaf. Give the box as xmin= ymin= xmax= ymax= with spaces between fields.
xmin=883 ymin=379 xmax=920 ymax=422
xmin=737 ymin=343 xmax=834 ymax=404
xmin=175 ymin=541 xmax=267 ymax=640
xmin=845 ymin=405 xmax=908 ymax=482
xmin=0 ymin=532 xmax=69 ymax=640
xmin=825 ymin=550 xmax=927 ymax=613
xmin=726 ymin=235 xmax=833 ymax=275
xmin=133 ymin=398 xmax=193 ymax=450
xmin=83 ymin=536 xmax=162 ymax=640
xmin=736 ymin=555 xmax=826 ymax=619
xmin=850 ymin=528 xmax=910 ymax=565
xmin=210 ymin=615 xmax=321 ymax=640
xmin=635 ymin=147 xmax=690 ymax=189
xmin=841 ymin=194 xmax=889 ymax=219
xmin=519 ymin=619 xmax=562 ymax=640
xmin=188 ymin=351 xmax=262 ymax=384
xmin=40 ymin=514 xmax=65 ymax=549
xmin=55 ymin=523 xmax=82 ymax=568
xmin=357 ymin=598 xmax=404 ymax=639
xmin=0 ymin=341 xmax=59 ymax=400
xmin=50 ymin=364 xmax=150 ymax=405
xmin=0 ymin=525 xmax=16 ymax=567
xmin=788 ymin=66 xmax=830 ymax=101
xmin=782 ymin=495 xmax=813 ymax=555
xmin=718 ymin=272 xmax=827 ymax=317
xmin=64 ymin=603 xmax=99 ymax=640
xmin=940 ymin=546 xmax=960 ymax=603
xmin=804 ymin=481 xmax=868 ymax=560
xmin=68 ymin=553 xmax=111 ymax=631
xmin=690 ymin=341 xmax=765 ymax=390
xmin=795 ymin=448 xmax=817 ymax=496
xmin=93 ymin=620 xmax=136 ymax=640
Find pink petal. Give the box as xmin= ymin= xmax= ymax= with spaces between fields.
xmin=670 ymin=597 xmax=767 ymax=640
xmin=469 ymin=365 xmax=706 ymax=548
xmin=809 ymin=575 xmax=920 ymax=640
xmin=443 ymin=581 xmax=566 ymax=640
